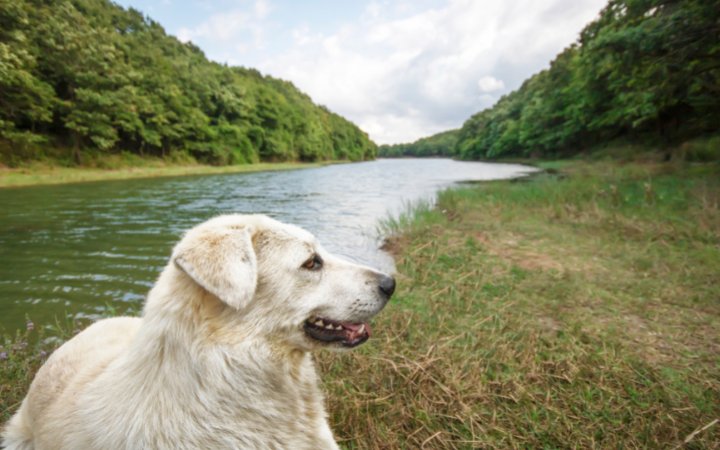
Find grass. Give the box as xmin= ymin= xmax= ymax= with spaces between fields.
xmin=2 ymin=159 xmax=719 ymax=448
xmin=0 ymin=158 xmax=331 ymax=188
xmin=318 ymin=159 xmax=720 ymax=448
xmin=0 ymin=318 xmax=80 ymax=423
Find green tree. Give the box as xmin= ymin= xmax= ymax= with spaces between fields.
xmin=453 ymin=0 xmax=720 ymax=160
xmin=0 ymin=0 xmax=376 ymax=166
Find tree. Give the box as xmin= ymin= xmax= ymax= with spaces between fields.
xmin=0 ymin=0 xmax=376 ymax=166
xmin=452 ymin=0 xmax=720 ymax=160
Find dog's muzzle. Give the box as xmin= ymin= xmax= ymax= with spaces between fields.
xmin=304 ymin=274 xmax=395 ymax=347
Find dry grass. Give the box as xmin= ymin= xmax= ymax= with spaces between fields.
xmin=0 ymin=160 xmax=326 ymax=188
xmin=319 ymin=160 xmax=720 ymax=448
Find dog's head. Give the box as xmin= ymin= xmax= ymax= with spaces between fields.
xmin=170 ymin=214 xmax=394 ymax=351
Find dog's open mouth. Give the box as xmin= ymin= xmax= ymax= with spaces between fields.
xmin=303 ymin=317 xmax=371 ymax=348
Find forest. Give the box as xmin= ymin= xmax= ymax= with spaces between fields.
xmin=379 ymin=129 xmax=459 ymax=158
xmin=379 ymin=0 xmax=720 ymax=160
xmin=0 ymin=0 xmax=377 ymax=167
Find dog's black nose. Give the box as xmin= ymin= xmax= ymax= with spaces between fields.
xmin=378 ymin=275 xmax=396 ymax=298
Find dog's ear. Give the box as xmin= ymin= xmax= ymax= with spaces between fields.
xmin=173 ymin=225 xmax=257 ymax=310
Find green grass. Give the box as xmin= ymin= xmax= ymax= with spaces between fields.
xmin=0 ymin=159 xmax=331 ymax=188
xmin=320 ymin=160 xmax=720 ymax=448
xmin=2 ymin=160 xmax=719 ymax=448
xmin=1 ymin=318 xmax=80 ymax=423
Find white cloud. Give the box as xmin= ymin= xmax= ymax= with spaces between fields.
xmin=177 ymin=11 xmax=249 ymax=42
xmin=255 ymin=0 xmax=605 ymax=144
xmin=170 ymin=0 xmax=604 ymax=144
xmin=477 ymin=76 xmax=505 ymax=93
xmin=254 ymin=0 xmax=271 ymax=18
xmin=291 ymin=25 xmax=322 ymax=46
xmin=176 ymin=0 xmax=269 ymax=50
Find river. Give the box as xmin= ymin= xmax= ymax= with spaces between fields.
xmin=0 ymin=158 xmax=536 ymax=332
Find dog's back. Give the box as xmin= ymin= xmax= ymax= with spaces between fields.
xmin=2 ymin=317 xmax=141 ymax=450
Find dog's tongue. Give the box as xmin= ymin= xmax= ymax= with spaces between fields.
xmin=343 ymin=321 xmax=371 ymax=340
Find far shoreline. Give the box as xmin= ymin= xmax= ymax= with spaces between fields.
xmin=0 ymin=161 xmax=343 ymax=189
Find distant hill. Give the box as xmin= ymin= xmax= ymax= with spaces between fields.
xmin=378 ymin=129 xmax=459 ymax=158
xmin=0 ymin=0 xmax=376 ymax=166
xmin=386 ymin=0 xmax=720 ymax=160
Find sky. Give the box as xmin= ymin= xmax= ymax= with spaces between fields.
xmin=113 ymin=0 xmax=607 ymax=145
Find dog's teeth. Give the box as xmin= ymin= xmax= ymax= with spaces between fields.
xmin=325 ymin=324 xmax=334 ymax=330
xmin=315 ymin=319 xmax=324 ymax=327
xmin=334 ymin=325 xmax=343 ymax=331
xmin=358 ymin=324 xmax=365 ymax=334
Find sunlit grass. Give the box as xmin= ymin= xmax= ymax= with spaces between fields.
xmin=0 ymin=160 xmax=329 ymax=188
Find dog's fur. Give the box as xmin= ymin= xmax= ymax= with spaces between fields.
xmin=2 ymin=214 xmax=394 ymax=450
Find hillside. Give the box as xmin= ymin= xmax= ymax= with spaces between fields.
xmin=380 ymin=0 xmax=720 ymax=160
xmin=0 ymin=0 xmax=376 ymax=167
xmin=378 ymin=129 xmax=459 ymax=158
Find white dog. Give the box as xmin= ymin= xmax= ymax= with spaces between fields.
xmin=2 ymin=214 xmax=395 ymax=450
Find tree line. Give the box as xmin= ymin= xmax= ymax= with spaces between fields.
xmin=379 ymin=129 xmax=458 ymax=158
xmin=0 ymin=0 xmax=377 ymax=166
xmin=380 ymin=0 xmax=719 ymax=160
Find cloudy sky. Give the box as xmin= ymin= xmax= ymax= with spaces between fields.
xmin=114 ymin=0 xmax=607 ymax=144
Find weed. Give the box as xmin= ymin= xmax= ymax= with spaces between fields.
xmin=0 ymin=318 xmax=83 ymax=423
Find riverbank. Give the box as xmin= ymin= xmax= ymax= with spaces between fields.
xmin=0 ymin=161 xmax=331 ymax=188
xmin=320 ymin=159 xmax=719 ymax=448
xmin=2 ymin=160 xmax=718 ymax=447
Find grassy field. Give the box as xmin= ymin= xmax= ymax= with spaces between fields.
xmin=0 ymin=160 xmax=328 ymax=188
xmin=2 ymin=160 xmax=719 ymax=448
xmin=318 ymin=160 xmax=720 ymax=448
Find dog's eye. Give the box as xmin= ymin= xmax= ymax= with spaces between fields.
xmin=301 ymin=255 xmax=323 ymax=271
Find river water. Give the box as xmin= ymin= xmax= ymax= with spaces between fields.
xmin=0 ymin=158 xmax=536 ymax=332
